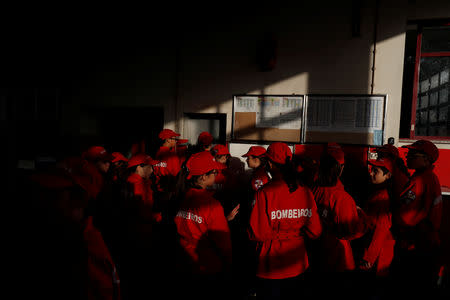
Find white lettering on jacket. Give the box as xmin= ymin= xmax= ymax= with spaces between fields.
xmin=176 ymin=210 xmax=203 ymax=224
xmin=155 ymin=162 xmax=167 ymax=168
xmin=271 ymin=208 xmax=312 ymax=220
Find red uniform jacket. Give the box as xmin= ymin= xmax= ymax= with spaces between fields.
xmin=362 ymin=187 xmax=395 ymax=276
xmin=127 ymin=173 xmax=154 ymax=207
xmin=174 ymin=188 xmax=232 ymax=275
xmin=396 ymin=166 xmax=442 ymax=250
xmin=85 ymin=217 xmax=121 ymax=300
xmin=391 ymin=164 xmax=410 ymax=207
xmin=249 ymin=179 xmax=322 ymax=279
xmin=154 ymin=146 xmax=181 ymax=178
xmin=313 ymin=180 xmax=366 ymax=272
xmin=127 ymin=173 xmax=161 ymax=223
xmin=251 ymin=167 xmax=270 ymax=192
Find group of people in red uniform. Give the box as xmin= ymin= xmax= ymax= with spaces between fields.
xmin=26 ymin=127 xmax=447 ymax=300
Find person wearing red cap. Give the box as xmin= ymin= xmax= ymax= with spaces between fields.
xmin=82 ymin=146 xmax=115 ymax=199
xmin=211 ymin=144 xmax=231 ymax=186
xmin=390 ymin=140 xmax=443 ymax=296
xmin=375 ymin=144 xmax=410 ymax=207
xmin=242 ymin=146 xmax=270 ymax=192
xmin=118 ymin=153 xmax=162 ymax=298
xmin=30 ymin=157 xmax=121 ymax=300
xmin=173 ymin=151 xmax=232 ymax=298
xmin=248 ymin=142 xmax=322 ymax=298
xmin=312 ymin=143 xmax=366 ymax=273
xmin=111 ymin=152 xmax=128 ymax=182
xmin=209 ymin=144 xmax=242 ymax=222
xmin=358 ymin=158 xmax=396 ymax=289
xmin=197 ymin=131 xmax=214 ymax=151
xmin=153 ymin=128 xmax=183 ymax=191
xmin=126 ymin=153 xmax=161 ymax=220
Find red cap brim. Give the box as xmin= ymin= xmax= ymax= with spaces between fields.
xmin=176 ymin=139 xmax=189 ymax=145
xmin=368 ymin=159 xmax=393 ymax=173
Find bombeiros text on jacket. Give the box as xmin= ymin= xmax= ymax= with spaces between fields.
xmin=271 ymin=208 xmax=312 ymax=220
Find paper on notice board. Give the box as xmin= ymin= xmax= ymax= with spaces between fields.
xmin=255 ymin=97 xmax=303 ymax=129
xmin=307 ymin=96 xmax=384 ymax=132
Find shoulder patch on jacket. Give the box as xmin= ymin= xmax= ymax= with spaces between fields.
xmin=402 ymin=190 xmax=416 ymax=205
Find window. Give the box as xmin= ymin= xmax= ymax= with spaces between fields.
xmin=184 ymin=113 xmax=227 ymax=145
xmin=400 ymin=20 xmax=450 ymax=140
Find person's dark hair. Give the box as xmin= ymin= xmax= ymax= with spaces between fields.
xmin=317 ymin=153 xmax=343 ymax=187
xmin=257 ymin=156 xmax=270 ymax=172
xmin=293 ymin=156 xmax=318 ymax=189
xmin=378 ymin=166 xmax=390 ymax=176
xmin=270 ymin=156 xmax=299 ymax=193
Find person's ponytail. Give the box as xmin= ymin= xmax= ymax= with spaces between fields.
xmin=277 ymin=156 xmax=299 ymax=193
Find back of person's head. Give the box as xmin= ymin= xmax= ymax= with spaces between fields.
xmin=265 ymin=142 xmax=299 ymax=193
xmin=317 ymin=153 xmax=343 ymax=187
xmin=211 ymin=144 xmax=230 ymax=156
xmin=197 ymin=132 xmax=214 ymax=149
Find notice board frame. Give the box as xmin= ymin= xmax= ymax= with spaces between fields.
xmin=304 ymin=94 xmax=388 ymax=146
xmin=231 ymin=94 xmax=306 ymax=144
xmin=231 ymin=94 xmax=388 ymax=146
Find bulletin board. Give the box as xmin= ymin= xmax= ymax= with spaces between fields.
xmin=232 ymin=95 xmax=305 ymax=143
xmin=304 ymin=94 xmax=387 ymax=146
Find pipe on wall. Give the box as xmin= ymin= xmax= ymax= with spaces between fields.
xmin=371 ymin=0 xmax=380 ymax=94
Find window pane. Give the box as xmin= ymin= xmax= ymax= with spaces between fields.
xmin=420 ymin=95 xmax=429 ymax=108
xmin=439 ymin=106 xmax=448 ymax=122
xmin=417 ymin=111 xmax=428 ymax=125
xmin=429 ymin=109 xmax=437 ymax=123
xmin=438 ymin=126 xmax=448 ymax=136
xmin=441 ymin=68 xmax=449 ymax=84
xmin=430 ymin=127 xmax=439 ymax=136
xmin=416 ymin=56 xmax=450 ymax=137
xmin=420 ymin=79 xmax=430 ymax=93
xmin=431 ymin=74 xmax=439 ymax=89
xmin=421 ymin=27 xmax=450 ymax=52
xmin=440 ymin=88 xmax=449 ymax=104
xmin=430 ymin=92 xmax=438 ymax=106
xmin=416 ymin=126 xmax=427 ymax=136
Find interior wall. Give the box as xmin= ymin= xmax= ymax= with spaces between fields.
xmin=57 ymin=0 xmax=449 ymax=151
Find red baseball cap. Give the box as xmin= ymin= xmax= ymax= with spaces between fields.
xmin=402 ymin=139 xmax=439 ymax=163
xmin=326 ymin=142 xmax=345 ymax=165
xmin=198 ymin=131 xmax=214 ymax=146
xmin=212 ymin=144 xmax=230 ymax=156
xmin=111 ymin=152 xmax=128 ymax=163
xmin=368 ymin=158 xmax=394 ymax=174
xmin=242 ymin=146 xmax=267 ymax=157
xmin=265 ymin=142 xmax=292 ymax=164
xmin=127 ymin=153 xmax=160 ymax=168
xmin=376 ymin=144 xmax=399 ymax=158
xmin=186 ymin=151 xmax=226 ymax=179
xmin=158 ymin=129 xmax=180 ymax=140
xmin=83 ymin=146 xmax=114 ymax=162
